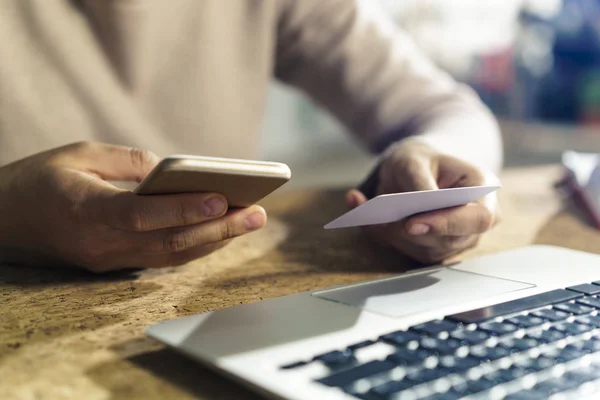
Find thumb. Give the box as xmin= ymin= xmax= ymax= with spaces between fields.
xmin=345 ymin=189 xmax=368 ymax=209
xmin=383 ymin=157 xmax=439 ymax=193
xmin=63 ymin=142 xmax=161 ymax=182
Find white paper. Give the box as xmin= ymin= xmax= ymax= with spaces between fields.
xmin=324 ymin=185 xmax=500 ymax=229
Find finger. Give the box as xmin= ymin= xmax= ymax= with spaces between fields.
xmin=345 ymin=189 xmax=368 ymax=209
xmin=405 ymin=203 xmax=494 ymax=236
xmin=88 ymin=190 xmax=230 ymax=231
xmin=61 ymin=142 xmax=160 ymax=182
xmin=381 ymin=156 xmax=438 ymax=193
xmin=435 ymin=156 xmax=486 ymax=189
xmin=139 ymin=205 xmax=266 ymax=254
xmin=369 ymin=220 xmax=476 ymax=252
xmin=365 ymin=223 xmax=479 ymax=264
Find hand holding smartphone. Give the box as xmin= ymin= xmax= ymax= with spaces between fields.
xmin=134 ymin=155 xmax=291 ymax=207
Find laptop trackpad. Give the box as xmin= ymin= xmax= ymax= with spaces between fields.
xmin=312 ymin=269 xmax=534 ymax=318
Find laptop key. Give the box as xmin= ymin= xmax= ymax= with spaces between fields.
xmin=314 ymin=350 xmax=356 ymax=368
xmin=418 ymin=337 xmax=463 ymax=354
xmin=450 ymin=329 xmax=490 ymax=345
xmin=564 ymin=370 xmax=600 ymax=385
xmin=469 ymin=344 xmax=511 ymax=361
xmin=526 ymin=329 xmax=567 ymax=343
xmin=531 ymin=308 xmax=570 ymax=321
xmin=552 ymin=322 xmax=593 ymax=336
xmin=348 ymin=340 xmax=376 ymax=351
xmin=426 ymin=389 xmax=462 ymax=400
xmin=504 ymin=392 xmax=547 ymax=400
xmin=554 ymin=302 xmax=594 ymax=315
xmin=548 ymin=345 xmax=587 ymax=363
xmin=580 ymin=337 xmax=600 ymax=354
xmin=577 ymin=296 xmax=600 ymax=309
xmin=513 ymin=356 xmax=555 ymax=372
xmin=479 ymin=321 xmax=518 ymax=336
xmin=448 ymin=289 xmax=582 ymax=324
xmin=280 ymin=360 xmax=309 ymax=370
xmin=507 ymin=314 xmax=546 ymax=328
xmin=411 ymin=319 xmax=461 ymax=336
xmin=486 ymin=366 xmax=529 ymax=384
xmin=406 ymin=367 xmax=449 ymax=385
xmin=387 ymin=348 xmax=433 ymax=366
xmin=369 ymin=379 xmax=417 ymax=398
xmin=348 ymin=394 xmax=382 ymax=400
xmin=499 ymin=337 xmax=540 ymax=353
xmin=438 ymin=355 xmax=481 ymax=373
xmin=316 ymin=360 xmax=396 ymax=387
xmin=379 ymin=330 xmax=421 ymax=347
xmin=464 ymin=377 xmax=496 ymax=394
xmin=531 ymin=376 xmax=579 ymax=397
xmin=567 ymin=283 xmax=600 ymax=295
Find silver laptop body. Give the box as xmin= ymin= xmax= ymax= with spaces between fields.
xmin=147 ymin=245 xmax=600 ymax=400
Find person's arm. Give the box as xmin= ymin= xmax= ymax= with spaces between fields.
xmin=274 ymin=0 xmax=502 ymax=173
xmin=274 ymin=0 xmax=503 ymax=264
xmin=0 ymin=143 xmax=267 ymax=272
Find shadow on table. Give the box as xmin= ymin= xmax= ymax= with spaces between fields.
xmin=0 ymin=262 xmax=141 ymax=286
xmin=88 ymin=344 xmax=266 ymax=400
xmin=173 ymin=188 xmax=427 ymax=321
xmin=258 ymin=187 xmax=423 ymax=273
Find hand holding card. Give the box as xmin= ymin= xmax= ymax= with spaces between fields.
xmin=324 ymin=185 xmax=500 ymax=229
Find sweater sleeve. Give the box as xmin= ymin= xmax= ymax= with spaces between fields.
xmin=274 ymin=0 xmax=502 ymax=172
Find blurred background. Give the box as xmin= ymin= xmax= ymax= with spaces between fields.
xmin=261 ymin=0 xmax=600 ymax=189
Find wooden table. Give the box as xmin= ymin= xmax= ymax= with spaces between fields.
xmin=2 ymin=165 xmax=600 ymax=400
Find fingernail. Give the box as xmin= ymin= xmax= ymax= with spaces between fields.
xmin=203 ymin=196 xmax=226 ymax=216
xmin=409 ymin=223 xmax=430 ymax=235
xmin=245 ymin=212 xmax=265 ymax=231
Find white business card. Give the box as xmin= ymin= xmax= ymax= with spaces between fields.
xmin=324 ymin=185 xmax=500 ymax=229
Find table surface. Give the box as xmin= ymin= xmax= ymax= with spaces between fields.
xmin=2 ymin=164 xmax=600 ymax=400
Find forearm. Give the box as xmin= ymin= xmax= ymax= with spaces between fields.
xmin=275 ymin=0 xmax=502 ymax=175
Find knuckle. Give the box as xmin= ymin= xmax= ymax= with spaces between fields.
xmin=127 ymin=207 xmax=152 ymax=232
xmin=396 ymin=156 xmax=423 ymax=176
xmin=128 ymin=147 xmax=157 ymax=169
xmin=430 ymin=218 xmax=449 ymax=236
xmin=164 ymin=231 xmax=194 ymax=253
xmin=176 ymin=202 xmax=197 ymax=226
xmin=217 ymin=220 xmax=237 ymax=241
xmin=50 ymin=141 xmax=97 ymax=163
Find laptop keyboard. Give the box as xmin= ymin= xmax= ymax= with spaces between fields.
xmin=279 ymin=281 xmax=600 ymax=399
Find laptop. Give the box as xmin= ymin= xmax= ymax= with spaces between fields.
xmin=147 ymin=245 xmax=600 ymax=400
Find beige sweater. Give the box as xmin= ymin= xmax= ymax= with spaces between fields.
xmin=0 ymin=0 xmax=501 ymax=170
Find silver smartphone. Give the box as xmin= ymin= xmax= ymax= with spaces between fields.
xmin=134 ymin=155 xmax=291 ymax=207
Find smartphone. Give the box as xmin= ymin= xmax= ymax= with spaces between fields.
xmin=134 ymin=155 xmax=291 ymax=207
